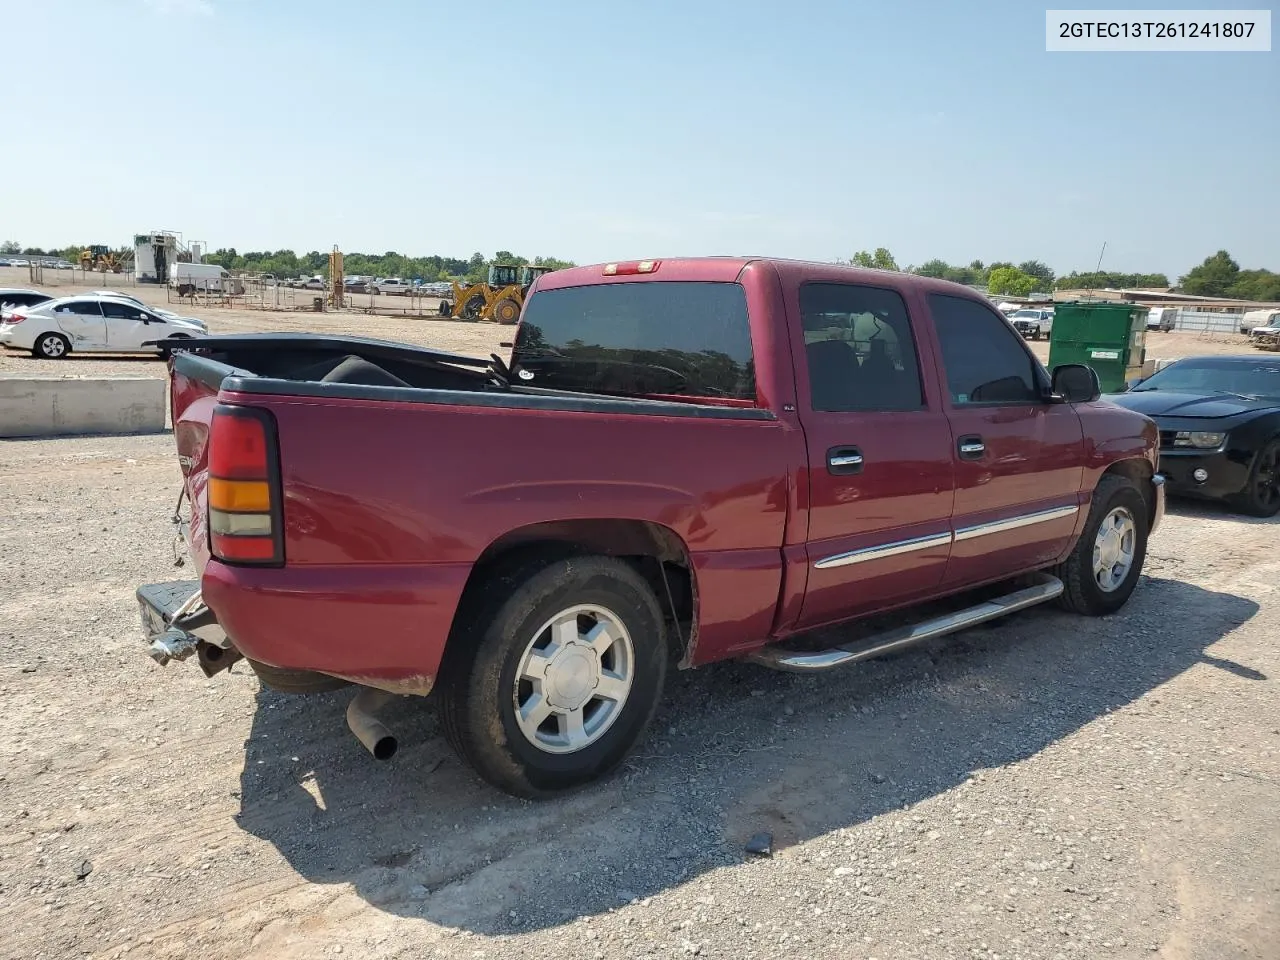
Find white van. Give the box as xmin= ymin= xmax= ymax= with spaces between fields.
xmin=171 ymin=262 xmax=231 ymax=292
xmin=1146 ymin=307 xmax=1177 ymax=332
xmin=1241 ymin=308 xmax=1280 ymax=336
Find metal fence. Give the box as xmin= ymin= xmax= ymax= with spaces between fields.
xmin=1173 ymin=308 xmax=1246 ymax=337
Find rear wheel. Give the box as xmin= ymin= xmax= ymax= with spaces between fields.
xmin=492 ymin=298 xmax=520 ymax=324
xmin=439 ymin=554 xmax=668 ymax=798
xmin=1231 ymin=439 xmax=1280 ymax=517
xmin=33 ymin=333 xmax=70 ymax=359
xmin=1053 ymin=475 xmax=1149 ymax=616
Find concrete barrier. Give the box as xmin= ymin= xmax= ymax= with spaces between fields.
xmin=0 ymin=377 xmax=167 ymax=438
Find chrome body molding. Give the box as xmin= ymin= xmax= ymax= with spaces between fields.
xmin=813 ymin=504 xmax=1081 ymax=570
xmin=952 ymin=504 xmax=1080 ymax=543
xmin=813 ymin=532 xmax=953 ymax=570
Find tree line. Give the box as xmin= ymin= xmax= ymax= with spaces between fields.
xmin=848 ymin=247 xmax=1277 ymax=301
xmin=5 ymin=238 xmax=1275 ymax=301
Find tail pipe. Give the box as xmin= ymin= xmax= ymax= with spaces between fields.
xmin=345 ymin=687 xmax=398 ymax=761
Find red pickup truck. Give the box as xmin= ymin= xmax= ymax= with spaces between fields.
xmin=138 ymin=257 xmax=1164 ymax=798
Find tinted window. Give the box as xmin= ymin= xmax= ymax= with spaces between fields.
xmin=59 ymin=301 xmax=104 ymax=316
xmin=799 ymin=282 xmax=924 ymax=412
xmin=1 ymin=292 xmax=50 ymax=307
xmin=512 ymin=281 xmax=755 ymax=401
xmin=929 ymin=294 xmax=1041 ymax=404
xmin=101 ymin=301 xmax=151 ymax=321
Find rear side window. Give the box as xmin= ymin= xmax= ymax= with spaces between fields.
xmin=512 ymin=281 xmax=755 ymax=400
xmin=929 ymin=294 xmax=1041 ymax=405
xmin=799 ymin=282 xmax=924 ymax=412
xmin=59 ymin=301 xmax=104 ymax=316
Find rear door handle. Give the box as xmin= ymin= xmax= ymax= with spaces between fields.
xmin=958 ymin=435 xmax=985 ymax=460
xmin=827 ymin=446 xmax=864 ymax=475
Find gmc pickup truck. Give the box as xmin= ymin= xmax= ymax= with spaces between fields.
xmin=138 ymin=257 xmax=1165 ymax=798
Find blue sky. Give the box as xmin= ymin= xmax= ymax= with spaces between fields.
xmin=3 ymin=0 xmax=1276 ymax=278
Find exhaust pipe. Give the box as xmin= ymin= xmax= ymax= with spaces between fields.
xmin=346 ymin=687 xmax=398 ymax=760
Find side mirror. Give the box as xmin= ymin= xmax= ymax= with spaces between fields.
xmin=1051 ymin=363 xmax=1101 ymax=403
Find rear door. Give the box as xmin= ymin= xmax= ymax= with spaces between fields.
xmin=52 ymin=300 xmax=107 ymax=347
xmin=925 ymin=292 xmax=1085 ymax=587
xmin=792 ymin=278 xmax=956 ymax=629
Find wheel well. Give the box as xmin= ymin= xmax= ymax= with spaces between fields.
xmin=1101 ymin=459 xmax=1155 ymax=527
xmin=456 ymin=519 xmax=698 ymax=665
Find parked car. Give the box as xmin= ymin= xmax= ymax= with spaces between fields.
xmin=136 ymin=257 xmax=1163 ymax=798
xmin=1145 ymin=307 xmax=1177 ymax=332
xmin=86 ymin=289 xmax=146 ymax=306
xmin=1241 ymin=308 xmax=1280 ymax=337
xmin=343 ymin=277 xmax=370 ymax=293
xmin=0 ymin=288 xmax=54 ymax=319
xmin=300 ymin=276 xmax=326 ymax=291
xmin=372 ymin=277 xmax=411 ymax=295
xmin=1110 ymin=355 xmax=1280 ymax=516
xmin=1009 ymin=308 xmax=1054 ymax=340
xmin=0 ymin=295 xmax=208 ymax=358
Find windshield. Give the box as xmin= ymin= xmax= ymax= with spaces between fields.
xmin=511 ymin=281 xmax=756 ymax=401
xmin=1012 ymin=310 xmax=1042 ymax=319
xmin=1134 ymin=359 xmax=1280 ymax=399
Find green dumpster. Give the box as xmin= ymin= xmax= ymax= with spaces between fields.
xmin=1048 ymin=301 xmax=1149 ymax=393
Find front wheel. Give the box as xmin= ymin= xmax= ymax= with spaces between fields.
xmin=1052 ymin=475 xmax=1149 ymax=616
xmin=1230 ymin=439 xmax=1280 ymax=517
xmin=439 ymin=555 xmax=668 ymax=798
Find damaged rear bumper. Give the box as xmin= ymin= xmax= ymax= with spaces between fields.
xmin=137 ymin=581 xmax=239 ymax=676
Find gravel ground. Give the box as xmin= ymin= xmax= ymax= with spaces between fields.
xmin=0 ymin=435 xmax=1277 ymax=960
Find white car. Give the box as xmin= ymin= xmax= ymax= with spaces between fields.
xmin=0 ymin=295 xmax=208 ymax=359
xmin=372 ymin=277 xmax=411 ymax=295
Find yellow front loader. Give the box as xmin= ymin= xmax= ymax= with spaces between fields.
xmin=438 ymin=264 xmax=556 ymax=324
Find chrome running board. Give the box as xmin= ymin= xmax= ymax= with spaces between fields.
xmin=748 ymin=573 xmax=1064 ymax=673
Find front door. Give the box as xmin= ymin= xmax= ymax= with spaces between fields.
xmin=924 ymin=292 xmax=1085 ymax=587
xmin=101 ymin=300 xmax=159 ymax=349
xmin=53 ymin=301 xmax=106 ymax=347
xmin=793 ymin=279 xmax=956 ymax=629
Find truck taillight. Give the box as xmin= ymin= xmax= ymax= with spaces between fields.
xmin=207 ymin=406 xmax=284 ymax=566
xmin=602 ymin=260 xmax=661 ymax=276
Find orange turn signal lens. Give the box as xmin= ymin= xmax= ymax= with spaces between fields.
xmin=209 ymin=477 xmax=272 ymax=512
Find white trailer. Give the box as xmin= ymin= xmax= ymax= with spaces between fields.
xmin=171 ymin=262 xmax=231 ymax=292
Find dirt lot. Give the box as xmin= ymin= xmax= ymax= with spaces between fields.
xmin=2 ymin=268 xmax=1277 ymax=960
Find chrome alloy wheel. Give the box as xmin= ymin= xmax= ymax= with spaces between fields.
xmin=1092 ymin=506 xmax=1137 ymax=593
xmin=513 ymin=604 xmax=635 ymax=754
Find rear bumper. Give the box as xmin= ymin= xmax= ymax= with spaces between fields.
xmin=199 ymin=559 xmax=474 ymax=696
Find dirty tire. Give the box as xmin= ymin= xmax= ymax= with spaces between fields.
xmin=1052 ymin=474 xmax=1149 ymax=616
xmin=34 ymin=333 xmax=71 ymax=359
xmin=247 ymin=658 xmax=351 ymax=694
xmin=462 ymin=294 xmax=485 ymax=321
xmin=493 ymin=298 xmax=520 ymax=325
xmin=439 ymin=554 xmax=668 ymax=798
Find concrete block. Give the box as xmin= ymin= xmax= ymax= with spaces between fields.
xmin=0 ymin=377 xmax=167 ymax=438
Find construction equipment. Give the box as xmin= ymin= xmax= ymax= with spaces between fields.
xmin=438 ymin=264 xmax=556 ymax=324
xmin=80 ymin=245 xmax=124 ymax=273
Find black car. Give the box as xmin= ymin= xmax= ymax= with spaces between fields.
xmin=1108 ymin=356 xmax=1280 ymax=517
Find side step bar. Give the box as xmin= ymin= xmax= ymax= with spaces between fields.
xmin=748 ymin=573 xmax=1064 ymax=673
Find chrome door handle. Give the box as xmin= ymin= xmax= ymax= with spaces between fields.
xmin=827 ymin=446 xmax=864 ymax=475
